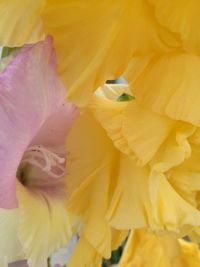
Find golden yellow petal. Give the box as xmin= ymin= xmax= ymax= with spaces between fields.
xmin=16 ymin=182 xmax=72 ymax=267
xmin=66 ymin=109 xmax=116 ymax=195
xmin=91 ymin=96 xmax=132 ymax=157
xmin=167 ymin=141 xmax=200 ymax=208
xmin=111 ymin=229 xmax=128 ymax=251
xmin=0 ymin=0 xmax=45 ymax=46
xmin=68 ymin=97 xmax=200 ymax=235
xmin=67 ymin=235 xmax=102 ymax=267
xmin=66 ymin=109 xmax=119 ymax=258
xmin=148 ymin=123 xmax=200 ymax=233
xmin=149 ymin=0 xmax=200 ymax=52
xmin=106 ymin=150 xmax=200 ymax=232
xmin=152 ymin=122 xmax=195 ymax=171
xmin=148 ymin=168 xmax=200 ymax=233
xmin=92 ymin=90 xmax=174 ymax=165
xmin=43 ymin=0 xmax=179 ymax=106
xmin=179 ymin=239 xmax=200 ymax=266
xmin=123 ymin=101 xmax=173 ymax=165
xmin=128 ymin=52 xmax=200 ymax=126
xmin=106 ymin=154 xmax=156 ymax=229
xmin=119 ymin=230 xmax=200 ymax=267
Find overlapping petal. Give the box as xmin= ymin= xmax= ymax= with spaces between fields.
xmin=66 ymin=109 xmax=127 ymax=259
xmin=66 ymin=84 xmax=200 ymax=263
xmin=17 ymin=182 xmax=72 ymax=267
xmin=119 ymin=230 xmax=200 ymax=267
xmin=91 ymin=85 xmax=200 ymax=233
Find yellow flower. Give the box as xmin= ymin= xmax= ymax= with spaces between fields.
xmin=119 ymin=230 xmax=200 ymax=267
xmin=66 ymin=83 xmax=200 ymax=263
xmin=0 ymin=0 xmax=185 ymax=106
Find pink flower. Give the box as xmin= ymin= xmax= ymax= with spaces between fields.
xmin=0 ymin=37 xmax=79 ymax=267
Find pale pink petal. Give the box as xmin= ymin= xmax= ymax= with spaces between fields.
xmin=0 ymin=36 xmax=69 ymax=208
xmin=32 ymin=102 xmax=79 ymax=147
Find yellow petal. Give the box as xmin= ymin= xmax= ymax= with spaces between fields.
xmin=179 ymin=239 xmax=200 ymax=266
xmin=106 ymin=153 xmax=156 ymax=229
xmin=0 ymin=0 xmax=45 ymax=46
xmin=148 ymin=123 xmax=200 ymax=233
xmin=91 ymin=96 xmax=132 ymax=157
xmin=123 ymin=102 xmax=174 ymax=165
xmin=128 ymin=52 xmax=200 ymax=126
xmin=66 ymin=109 xmax=116 ymax=196
xmin=123 ymin=55 xmax=153 ymax=84
xmin=42 ymin=0 xmax=179 ymax=106
xmin=167 ymin=142 xmax=200 ymax=208
xmin=105 ymin=151 xmax=200 ymax=233
xmin=16 ymin=182 xmax=72 ymax=267
xmin=149 ymin=0 xmax=200 ymax=52
xmin=152 ymin=122 xmax=195 ymax=171
xmin=0 ymin=209 xmax=24 ymax=267
xmin=92 ymin=89 xmax=174 ymax=165
xmin=68 ymin=92 xmax=200 ymax=236
xmin=66 ymin=109 xmax=120 ymax=258
xmin=148 ymin=168 xmax=200 ymax=233
xmin=119 ymin=230 xmax=200 ymax=267
xmin=67 ymin=235 xmax=102 ymax=267
xmin=111 ymin=229 xmax=128 ymax=251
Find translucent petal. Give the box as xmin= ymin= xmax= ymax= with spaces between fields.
xmin=0 ymin=209 xmax=24 ymax=267
xmin=17 ymin=182 xmax=72 ymax=267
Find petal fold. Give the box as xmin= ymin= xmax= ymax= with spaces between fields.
xmin=128 ymin=53 xmax=200 ymax=126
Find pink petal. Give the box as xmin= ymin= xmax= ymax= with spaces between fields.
xmin=0 ymin=36 xmax=71 ymax=208
xmin=32 ymin=102 xmax=79 ymax=147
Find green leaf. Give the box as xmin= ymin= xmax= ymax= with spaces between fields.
xmin=1 ymin=47 xmax=19 ymax=58
xmin=117 ymin=93 xmax=135 ymax=102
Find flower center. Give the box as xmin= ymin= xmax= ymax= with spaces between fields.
xmin=17 ymin=145 xmax=66 ymax=194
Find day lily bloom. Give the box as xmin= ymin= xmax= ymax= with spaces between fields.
xmin=66 ymin=83 xmax=200 ymax=264
xmin=119 ymin=230 xmax=200 ymax=267
xmin=0 ymin=37 xmax=79 ymax=267
xmin=0 ymin=0 xmax=192 ymax=106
